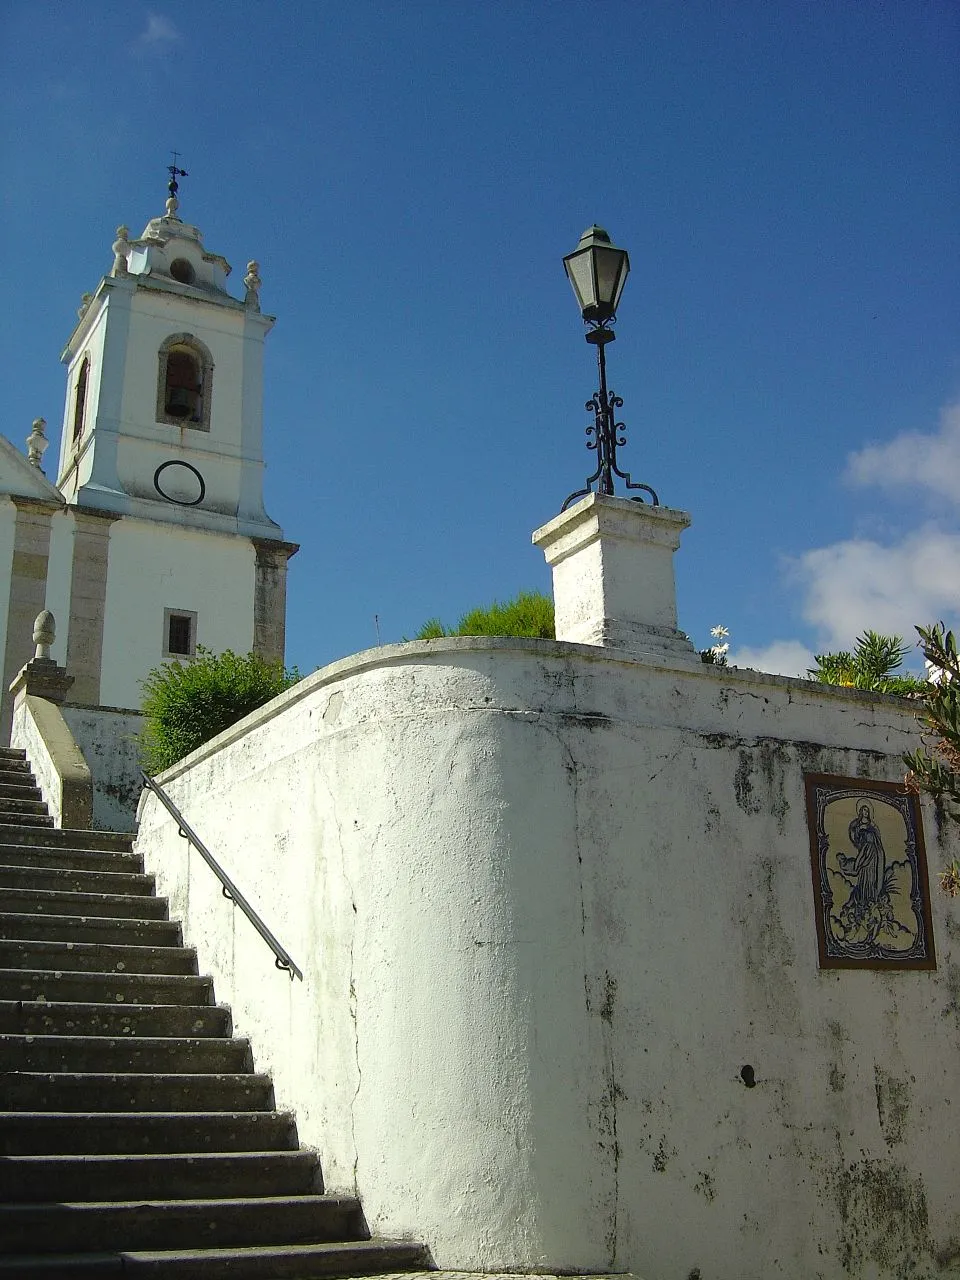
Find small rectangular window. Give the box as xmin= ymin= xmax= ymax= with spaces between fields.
xmin=163 ymin=609 xmax=197 ymax=659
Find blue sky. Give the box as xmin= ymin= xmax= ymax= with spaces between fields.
xmin=2 ymin=1 xmax=958 ymax=676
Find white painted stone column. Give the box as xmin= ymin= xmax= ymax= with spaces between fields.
xmin=533 ymin=492 xmax=698 ymax=663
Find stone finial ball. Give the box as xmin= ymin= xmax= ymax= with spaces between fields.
xmin=33 ymin=610 xmax=56 ymax=647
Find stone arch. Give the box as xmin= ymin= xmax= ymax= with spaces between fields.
xmin=156 ymin=332 xmax=214 ymax=431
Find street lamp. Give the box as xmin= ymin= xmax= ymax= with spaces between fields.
xmin=561 ymin=225 xmax=659 ymax=511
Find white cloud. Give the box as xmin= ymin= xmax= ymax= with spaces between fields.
xmin=134 ymin=13 xmax=181 ymax=50
xmin=737 ymin=398 xmax=960 ymax=673
xmin=846 ymin=401 xmax=960 ymax=504
xmin=795 ymin=527 xmax=960 ymax=653
xmin=730 ymin=640 xmax=815 ymax=678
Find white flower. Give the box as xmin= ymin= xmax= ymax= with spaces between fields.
xmin=710 ymin=625 xmax=729 ymax=640
xmin=711 ymin=642 xmax=730 ymax=656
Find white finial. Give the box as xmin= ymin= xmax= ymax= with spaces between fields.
xmin=111 ymin=225 xmax=129 ymax=277
xmin=26 ymin=418 xmax=49 ymax=470
xmin=33 ymin=610 xmax=55 ymax=659
xmin=244 ymin=260 xmax=262 ymax=311
xmin=165 ymin=195 xmax=179 ymax=218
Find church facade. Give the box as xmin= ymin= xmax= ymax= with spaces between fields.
xmin=0 ymin=186 xmax=296 ymax=736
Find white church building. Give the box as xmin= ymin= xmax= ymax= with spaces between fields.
xmin=0 ymin=181 xmax=297 ymax=740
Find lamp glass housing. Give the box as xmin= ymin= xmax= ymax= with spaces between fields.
xmin=563 ymin=226 xmax=630 ymax=324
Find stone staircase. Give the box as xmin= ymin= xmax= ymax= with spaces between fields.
xmin=0 ymin=745 xmax=429 ymax=1277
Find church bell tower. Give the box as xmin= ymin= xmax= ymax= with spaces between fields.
xmin=58 ymin=167 xmax=281 ymax=537
xmin=45 ymin=167 xmax=297 ymax=709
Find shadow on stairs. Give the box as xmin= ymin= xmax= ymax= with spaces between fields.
xmin=0 ymin=746 xmax=431 ymax=1277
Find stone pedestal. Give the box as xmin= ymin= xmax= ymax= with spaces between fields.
xmin=8 ymin=656 xmax=74 ymax=707
xmin=533 ymin=493 xmax=698 ymax=663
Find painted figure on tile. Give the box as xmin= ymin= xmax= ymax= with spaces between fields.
xmin=838 ymin=802 xmax=886 ymax=916
xmin=834 ymin=798 xmax=902 ymax=948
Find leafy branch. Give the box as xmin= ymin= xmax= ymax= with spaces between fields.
xmin=904 ymin=624 xmax=960 ymax=897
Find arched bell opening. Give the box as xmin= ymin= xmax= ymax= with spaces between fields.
xmin=157 ymin=334 xmax=214 ymax=431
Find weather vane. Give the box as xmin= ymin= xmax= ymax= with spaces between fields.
xmin=166 ymin=153 xmax=188 ymax=215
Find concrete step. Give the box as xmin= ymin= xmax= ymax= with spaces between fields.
xmin=0 ymin=886 xmax=169 ymax=919
xmin=0 ymin=811 xmax=53 ymax=828
xmin=0 ymin=967 xmax=212 ymax=1006
xmin=0 ymin=1000 xmax=230 ymax=1038
xmin=0 ymin=912 xmax=180 ymax=946
xmin=0 ymin=772 xmax=30 ymax=788
xmin=3 ymin=1072 xmax=274 ymax=1112
xmin=0 ymin=844 xmax=143 ymax=873
xmin=0 ymin=938 xmax=197 ymax=976
xmin=0 ymin=780 xmax=36 ymax=799
xmin=0 ymin=1150 xmax=320 ymax=1202
xmin=0 ymin=1110 xmax=298 ymax=1155
xmin=0 ymin=1194 xmax=364 ymax=1254
xmin=0 ymin=827 xmax=133 ymax=851
xmin=0 ymin=781 xmax=42 ymax=801
xmin=0 ymin=864 xmax=155 ymax=895
xmin=0 ymin=1238 xmax=428 ymax=1277
xmin=0 ymin=791 xmax=48 ymax=811
xmin=0 ymin=1034 xmax=250 ymax=1074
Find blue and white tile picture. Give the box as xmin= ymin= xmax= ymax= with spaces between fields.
xmin=805 ymin=775 xmax=936 ymax=970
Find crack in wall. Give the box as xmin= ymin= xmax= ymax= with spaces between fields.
xmin=348 ymin=925 xmax=361 ymax=1191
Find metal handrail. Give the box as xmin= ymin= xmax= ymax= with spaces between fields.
xmin=139 ymin=770 xmax=303 ymax=981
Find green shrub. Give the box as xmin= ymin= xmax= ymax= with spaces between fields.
xmin=414 ymin=590 xmax=555 ymax=640
xmin=904 ymin=623 xmax=960 ymax=896
xmin=809 ymin=631 xmax=927 ymax=695
xmin=140 ymin=647 xmax=301 ymax=773
xmin=415 ymin=617 xmax=449 ymax=639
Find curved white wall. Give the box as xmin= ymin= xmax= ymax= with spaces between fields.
xmin=136 ymin=639 xmax=960 ymax=1279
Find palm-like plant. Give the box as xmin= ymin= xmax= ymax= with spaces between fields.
xmin=809 ymin=631 xmax=926 ymax=696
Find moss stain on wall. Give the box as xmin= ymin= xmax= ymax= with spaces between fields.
xmin=830 ymin=1158 xmax=940 ymax=1277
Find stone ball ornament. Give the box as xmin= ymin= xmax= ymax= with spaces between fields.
xmin=111 ymin=225 xmax=130 ymax=277
xmin=26 ymin=418 xmax=49 ymax=469
xmin=33 ymin=610 xmax=56 ymax=658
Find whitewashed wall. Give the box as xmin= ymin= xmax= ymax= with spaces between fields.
xmin=57 ymin=300 xmax=109 ymax=497
xmin=99 ymin=519 xmax=255 ymax=709
xmin=136 ymin=639 xmax=960 ymax=1280
xmin=61 ymin=704 xmax=143 ymax=831
xmin=0 ymin=501 xmax=257 ymax=718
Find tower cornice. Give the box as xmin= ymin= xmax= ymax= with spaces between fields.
xmin=61 ymin=275 xmax=276 ymax=364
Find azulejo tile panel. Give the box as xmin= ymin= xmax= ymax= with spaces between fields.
xmin=804 ymin=774 xmax=936 ymax=970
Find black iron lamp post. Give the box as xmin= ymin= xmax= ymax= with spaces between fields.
xmin=561 ymin=225 xmax=659 ymax=511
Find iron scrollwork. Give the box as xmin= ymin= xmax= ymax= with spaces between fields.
xmin=562 ymin=324 xmax=659 ymax=512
